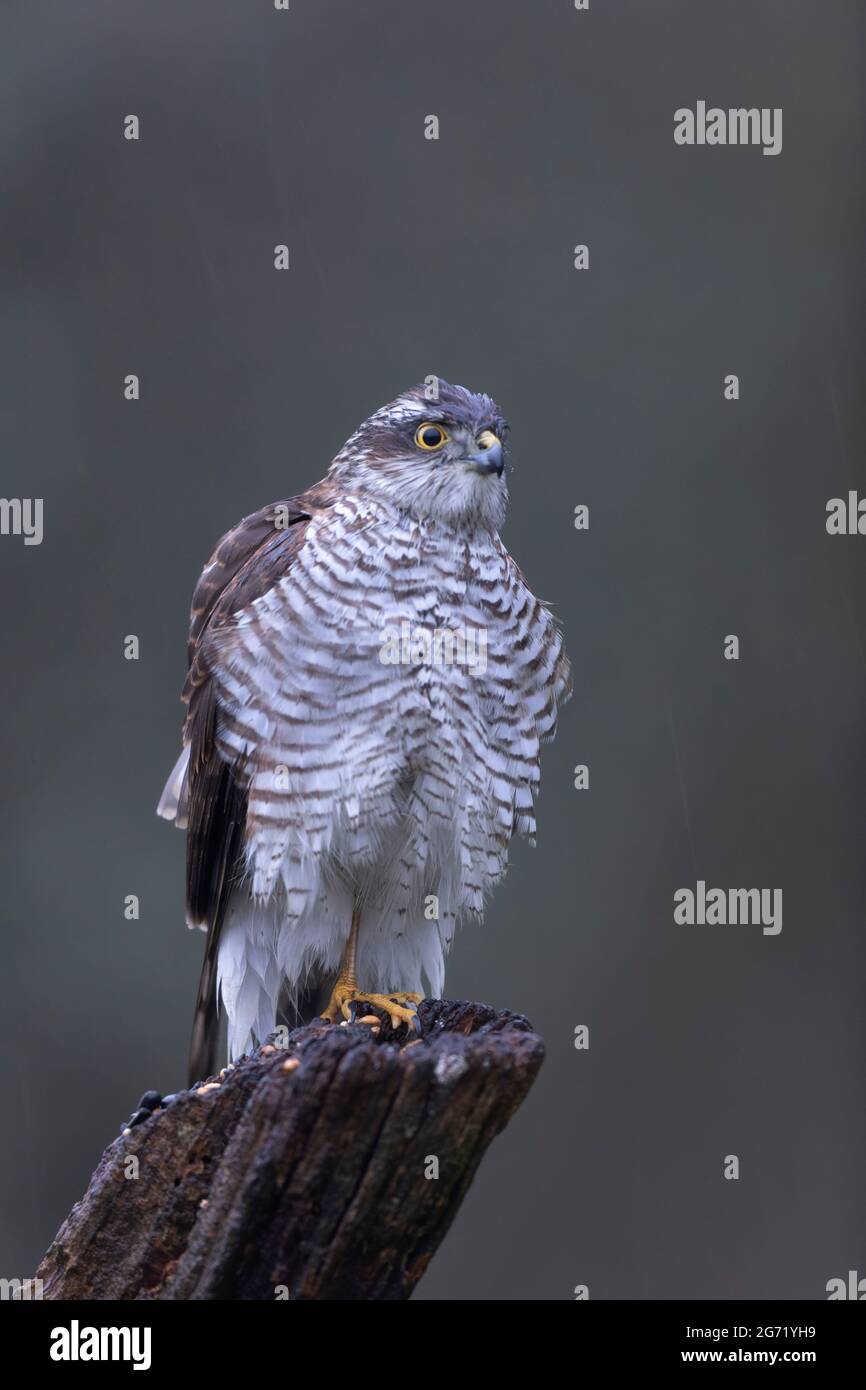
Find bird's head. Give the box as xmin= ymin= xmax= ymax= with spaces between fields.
xmin=329 ymin=380 xmax=509 ymax=532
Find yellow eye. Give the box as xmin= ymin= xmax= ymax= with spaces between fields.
xmin=476 ymin=429 xmax=500 ymax=451
xmin=415 ymin=422 xmax=449 ymax=451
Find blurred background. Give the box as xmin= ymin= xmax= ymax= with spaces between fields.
xmin=1 ymin=0 xmax=864 ymax=1299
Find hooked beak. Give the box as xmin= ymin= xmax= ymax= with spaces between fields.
xmin=464 ymin=429 xmax=504 ymax=477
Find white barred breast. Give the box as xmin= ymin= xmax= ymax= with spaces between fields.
xmin=206 ymin=494 xmax=569 ymax=1056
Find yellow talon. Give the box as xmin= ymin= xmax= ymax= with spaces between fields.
xmin=320 ymin=984 xmax=422 ymax=1033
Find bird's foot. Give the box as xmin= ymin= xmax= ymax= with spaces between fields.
xmin=320 ymin=985 xmax=422 ymax=1034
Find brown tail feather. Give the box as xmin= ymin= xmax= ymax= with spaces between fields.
xmin=185 ymin=699 xmax=248 ymax=1085
xmin=188 ymin=930 xmax=222 ymax=1085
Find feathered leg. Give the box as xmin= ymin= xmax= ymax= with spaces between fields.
xmin=320 ymin=899 xmax=422 ymax=1033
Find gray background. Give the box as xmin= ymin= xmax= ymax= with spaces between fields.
xmin=1 ymin=0 xmax=864 ymax=1300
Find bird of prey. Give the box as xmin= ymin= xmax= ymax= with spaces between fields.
xmin=158 ymin=381 xmax=571 ymax=1084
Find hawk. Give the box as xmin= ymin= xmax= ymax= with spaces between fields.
xmin=158 ymin=381 xmax=571 ymax=1083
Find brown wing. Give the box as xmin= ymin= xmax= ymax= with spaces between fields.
xmin=182 ymin=486 xmax=334 ymax=1082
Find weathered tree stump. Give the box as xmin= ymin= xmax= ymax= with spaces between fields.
xmin=37 ymin=999 xmax=543 ymax=1300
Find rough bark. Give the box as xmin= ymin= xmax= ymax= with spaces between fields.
xmin=37 ymin=999 xmax=543 ymax=1301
